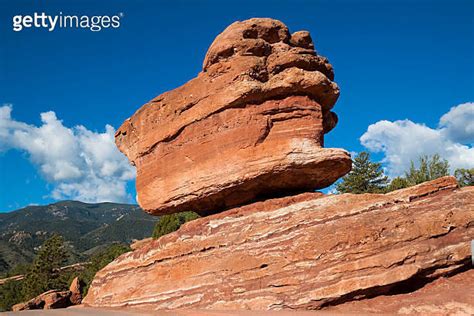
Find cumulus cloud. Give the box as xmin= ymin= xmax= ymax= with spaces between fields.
xmin=439 ymin=102 xmax=474 ymax=144
xmin=0 ymin=104 xmax=135 ymax=203
xmin=360 ymin=103 xmax=474 ymax=177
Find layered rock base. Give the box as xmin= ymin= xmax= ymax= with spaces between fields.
xmin=83 ymin=177 xmax=474 ymax=311
xmin=328 ymin=268 xmax=474 ymax=315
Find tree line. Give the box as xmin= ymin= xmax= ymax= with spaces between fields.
xmin=0 ymin=235 xmax=130 ymax=311
xmin=336 ymin=152 xmax=473 ymax=194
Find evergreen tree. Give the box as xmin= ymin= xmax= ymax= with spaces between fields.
xmin=0 ymin=280 xmax=25 ymax=312
xmin=152 ymin=211 xmax=200 ymax=239
xmin=454 ymin=168 xmax=474 ymax=187
xmin=336 ymin=152 xmax=388 ymax=194
xmin=386 ymin=176 xmax=409 ymax=192
xmin=404 ymin=154 xmax=449 ymax=186
xmin=0 ymin=257 xmax=9 ymax=275
xmin=22 ymin=234 xmax=69 ymax=299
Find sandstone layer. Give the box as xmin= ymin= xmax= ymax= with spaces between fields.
xmin=327 ymin=268 xmax=474 ymax=315
xmin=115 ymin=18 xmax=351 ymax=216
xmin=83 ymin=177 xmax=474 ymax=310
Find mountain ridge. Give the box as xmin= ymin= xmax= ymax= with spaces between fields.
xmin=0 ymin=200 xmax=159 ymax=274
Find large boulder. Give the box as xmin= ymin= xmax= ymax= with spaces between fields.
xmin=83 ymin=177 xmax=474 ymax=310
xmin=115 ymin=18 xmax=351 ymax=216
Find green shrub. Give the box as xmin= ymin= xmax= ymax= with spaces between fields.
xmin=0 ymin=279 xmax=25 ymax=312
xmin=152 ymin=212 xmax=199 ymax=239
xmin=385 ymin=176 xmax=409 ymax=192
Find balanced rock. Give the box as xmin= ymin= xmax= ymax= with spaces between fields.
xmin=83 ymin=177 xmax=474 ymax=310
xmin=115 ymin=18 xmax=351 ymax=216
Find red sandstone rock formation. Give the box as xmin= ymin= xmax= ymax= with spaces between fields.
xmin=102 ymin=18 xmax=473 ymax=314
xmin=83 ymin=177 xmax=474 ymax=311
xmin=12 ymin=277 xmax=83 ymax=311
xmin=69 ymin=276 xmax=83 ymax=305
xmin=115 ymin=18 xmax=351 ymax=216
xmin=328 ymin=268 xmax=474 ymax=315
xmin=13 ymin=290 xmax=73 ymax=311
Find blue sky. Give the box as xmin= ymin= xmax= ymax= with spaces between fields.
xmin=1 ymin=0 xmax=473 ymax=211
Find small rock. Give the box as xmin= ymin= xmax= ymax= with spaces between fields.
xmin=69 ymin=276 xmax=83 ymax=305
xmin=12 ymin=290 xmax=72 ymax=311
xmin=290 ymin=30 xmax=314 ymax=49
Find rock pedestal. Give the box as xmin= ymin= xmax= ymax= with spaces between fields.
xmin=83 ymin=177 xmax=474 ymax=310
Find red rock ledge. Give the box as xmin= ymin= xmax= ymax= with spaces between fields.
xmin=83 ymin=177 xmax=474 ymax=311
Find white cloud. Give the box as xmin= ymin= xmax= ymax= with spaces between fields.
xmin=0 ymin=104 xmax=135 ymax=203
xmin=360 ymin=103 xmax=474 ymax=177
xmin=439 ymin=102 xmax=474 ymax=144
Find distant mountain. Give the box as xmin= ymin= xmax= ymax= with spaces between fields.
xmin=0 ymin=201 xmax=159 ymax=274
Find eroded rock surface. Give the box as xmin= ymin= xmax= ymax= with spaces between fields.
xmin=115 ymin=18 xmax=351 ymax=216
xmin=12 ymin=290 xmax=73 ymax=311
xmin=83 ymin=177 xmax=474 ymax=310
xmin=69 ymin=276 xmax=83 ymax=305
xmin=12 ymin=277 xmax=83 ymax=311
xmin=327 ymin=268 xmax=474 ymax=315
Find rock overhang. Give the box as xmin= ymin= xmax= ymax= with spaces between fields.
xmin=115 ymin=18 xmax=352 ymax=215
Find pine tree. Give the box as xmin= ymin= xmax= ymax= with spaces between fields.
xmin=404 ymin=154 xmax=449 ymax=186
xmin=336 ymin=152 xmax=388 ymax=194
xmin=22 ymin=234 xmax=69 ymax=299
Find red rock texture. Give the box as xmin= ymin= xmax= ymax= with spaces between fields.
xmin=83 ymin=177 xmax=474 ymax=311
xmin=12 ymin=277 xmax=83 ymax=311
xmin=12 ymin=290 xmax=73 ymax=311
xmin=327 ymin=268 xmax=474 ymax=315
xmin=69 ymin=276 xmax=83 ymax=305
xmin=115 ymin=18 xmax=351 ymax=216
